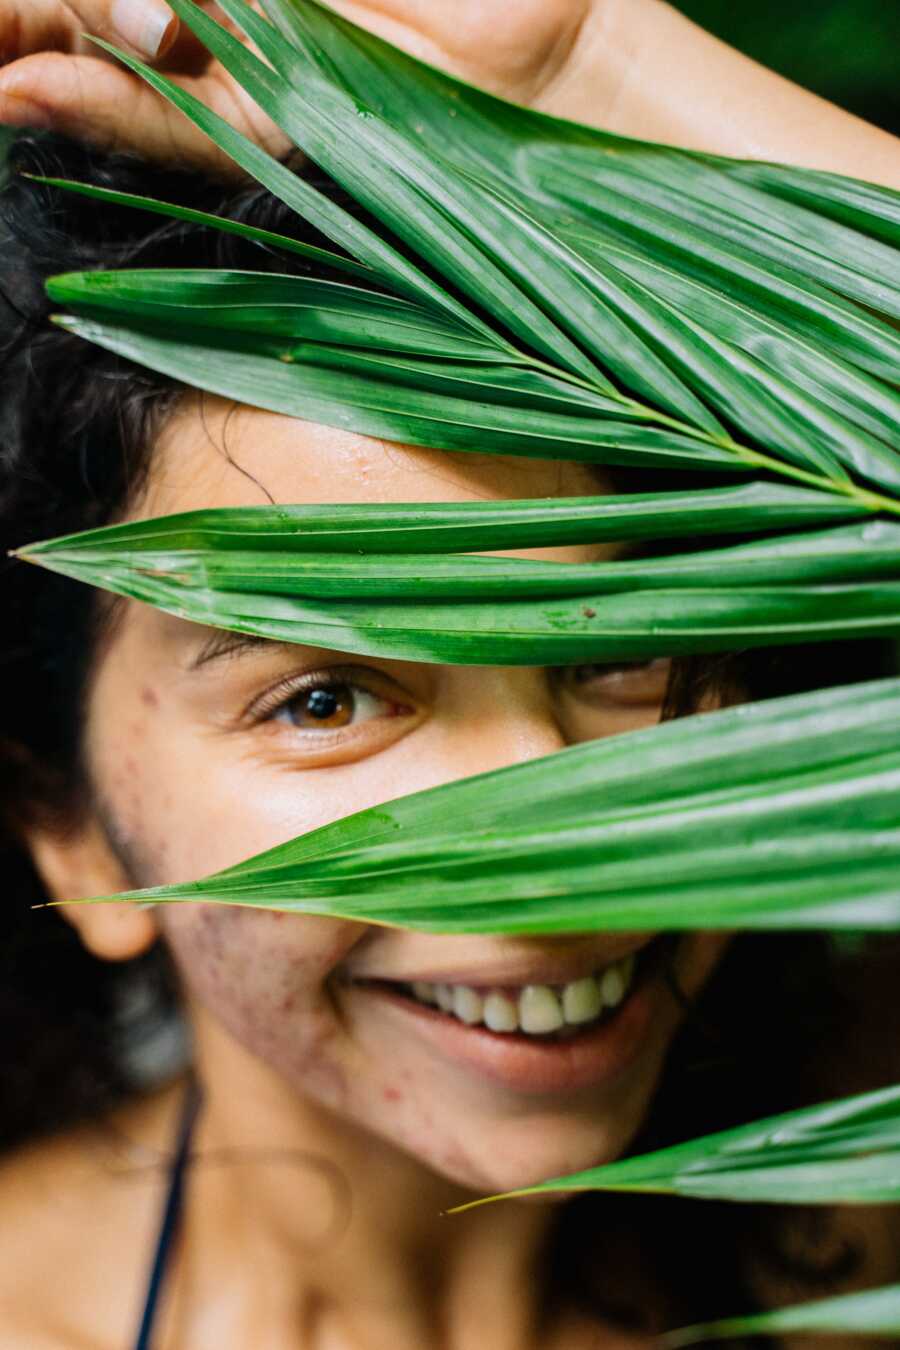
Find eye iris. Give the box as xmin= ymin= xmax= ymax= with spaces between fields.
xmin=294 ymin=685 xmax=353 ymax=728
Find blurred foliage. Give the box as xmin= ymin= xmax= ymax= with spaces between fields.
xmin=673 ymin=0 xmax=900 ymax=134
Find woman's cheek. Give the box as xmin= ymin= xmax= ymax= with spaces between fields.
xmin=160 ymin=906 xmax=365 ymax=1109
xmin=90 ymin=675 xmax=363 ymax=888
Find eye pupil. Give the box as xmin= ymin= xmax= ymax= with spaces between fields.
xmin=280 ymin=683 xmax=356 ymax=729
xmin=307 ymin=688 xmax=341 ymax=720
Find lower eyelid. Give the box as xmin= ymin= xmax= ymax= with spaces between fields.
xmin=253 ymin=713 xmax=403 ymax=748
xmin=246 ymin=725 xmax=408 ymax=772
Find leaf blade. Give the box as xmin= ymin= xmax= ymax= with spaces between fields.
xmin=453 ymin=1084 xmax=900 ymax=1208
xmin=52 ymin=313 xmax=739 ymax=472
xmin=665 ymin=1283 xmax=900 ymax=1346
xmin=59 ymin=678 xmax=900 ymax=934
xmin=17 ymin=483 xmax=869 ymax=557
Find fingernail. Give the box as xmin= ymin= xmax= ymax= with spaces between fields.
xmin=111 ymin=0 xmax=178 ymax=59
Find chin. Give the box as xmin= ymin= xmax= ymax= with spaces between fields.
xmin=356 ymin=1043 xmax=670 ymax=1200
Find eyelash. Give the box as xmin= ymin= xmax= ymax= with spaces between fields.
xmin=246 ymin=665 xmax=407 ymax=729
xmin=557 ymin=657 xmax=671 ymax=694
xmin=243 ymin=657 xmax=671 ymax=736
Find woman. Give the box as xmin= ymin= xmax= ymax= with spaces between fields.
xmin=1 ymin=3 xmax=899 ymax=1346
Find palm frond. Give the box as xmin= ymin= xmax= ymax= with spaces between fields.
xmin=56 ymin=678 xmax=900 ymax=933
xmin=451 ymin=1083 xmax=900 ymax=1208
xmin=20 ymin=6 xmax=900 ymax=1332
xmin=25 ymin=174 xmax=375 ymax=282
xmin=664 ymin=1283 xmax=900 ymax=1345
xmin=19 ymin=509 xmax=900 ymax=659
xmin=48 ymin=0 xmax=900 ymax=519
xmin=18 ymin=484 xmax=865 ymax=554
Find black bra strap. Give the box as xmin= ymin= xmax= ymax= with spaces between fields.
xmin=133 ymin=1077 xmax=202 ymax=1350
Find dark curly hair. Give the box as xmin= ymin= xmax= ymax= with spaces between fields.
xmin=1 ymin=131 xmax=897 ymax=1340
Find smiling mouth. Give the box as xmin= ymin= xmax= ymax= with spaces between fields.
xmin=350 ymin=937 xmax=674 ymax=1043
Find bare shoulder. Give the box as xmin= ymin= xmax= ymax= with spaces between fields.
xmin=0 ymin=1082 xmax=185 ymax=1349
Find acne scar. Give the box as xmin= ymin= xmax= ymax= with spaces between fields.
xmin=140 ymin=686 xmax=159 ymax=709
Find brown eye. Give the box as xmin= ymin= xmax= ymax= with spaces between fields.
xmin=275 ymin=682 xmax=373 ymax=730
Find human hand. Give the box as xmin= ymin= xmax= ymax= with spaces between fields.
xmin=328 ymin=0 xmax=595 ymax=107
xmin=0 ymin=0 xmax=598 ymax=176
xmin=0 ymin=2 xmax=290 ymax=177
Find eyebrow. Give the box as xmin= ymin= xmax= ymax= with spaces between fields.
xmin=189 ymin=629 xmax=277 ymax=670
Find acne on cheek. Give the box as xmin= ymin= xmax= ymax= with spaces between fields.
xmin=365 ymin=1082 xmax=489 ymax=1190
xmin=103 ymin=763 xmax=174 ymax=880
xmin=161 ymin=906 xmax=483 ymax=1175
xmin=161 ymin=905 xmax=358 ymax=1108
xmin=164 ymin=902 xmax=606 ymax=1192
xmin=343 ymin=1049 xmax=468 ymax=1174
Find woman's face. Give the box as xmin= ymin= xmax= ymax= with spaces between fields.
xmin=75 ymin=394 xmax=726 ymax=1195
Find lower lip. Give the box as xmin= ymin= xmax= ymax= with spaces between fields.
xmin=351 ymin=959 xmax=667 ymax=1097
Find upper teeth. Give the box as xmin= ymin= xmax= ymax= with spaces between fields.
xmin=408 ymin=955 xmax=635 ymax=1036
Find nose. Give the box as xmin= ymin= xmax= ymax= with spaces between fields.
xmin=427 ymin=666 xmax=567 ymax=784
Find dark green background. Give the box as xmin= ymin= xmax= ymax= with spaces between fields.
xmin=674 ymin=0 xmax=900 ymax=134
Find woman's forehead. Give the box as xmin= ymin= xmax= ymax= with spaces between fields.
xmin=135 ymin=394 xmax=607 ymax=519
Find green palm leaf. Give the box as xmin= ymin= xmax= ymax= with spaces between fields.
xmin=25 ymin=174 xmax=376 ymax=283
xmin=47 ymin=269 xmax=505 ymax=361
xmin=451 ymin=1084 xmax=900 ymax=1208
xmin=84 ymin=34 xmax=496 ymax=338
xmin=119 ymin=1 xmax=613 ymax=390
xmin=22 ymin=5 xmax=900 ymax=1338
xmin=28 ymin=0 xmax=900 ymax=927
xmin=13 ymin=484 xmax=869 ymax=554
xmin=49 ymin=313 xmax=746 ymax=472
xmin=533 ymin=153 xmax=900 ymax=359
xmin=598 ymin=244 xmax=900 ymax=456
xmin=728 ymin=161 xmax=900 ymax=249
xmin=60 ymin=678 xmax=900 ymax=932
xmin=455 ymin=1089 xmax=900 ymax=1340
xmin=47 ymin=1 xmax=897 ymax=517
xmin=263 ymin=0 xmax=900 ymax=349
xmin=665 ymin=1283 xmax=900 ymax=1345
xmin=19 ymin=508 xmax=900 ymax=658
xmin=24 ymin=518 xmax=900 ymax=601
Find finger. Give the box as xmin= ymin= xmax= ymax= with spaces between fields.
xmin=0 ymin=52 xmax=242 ymax=178
xmin=0 ymin=0 xmax=178 ymax=64
xmin=0 ymin=0 xmax=83 ymax=60
xmin=66 ymin=0 xmax=179 ymax=60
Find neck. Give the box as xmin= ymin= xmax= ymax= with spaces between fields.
xmin=166 ymin=1013 xmax=559 ymax=1350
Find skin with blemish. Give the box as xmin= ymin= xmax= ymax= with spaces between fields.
xmin=16 ymin=393 xmax=727 ymax=1348
xmin=2 ymin=4 xmax=899 ymax=1338
xmin=79 ymin=395 xmax=724 ymax=1185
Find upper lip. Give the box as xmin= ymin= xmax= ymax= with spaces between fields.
xmin=342 ymin=934 xmax=656 ymax=990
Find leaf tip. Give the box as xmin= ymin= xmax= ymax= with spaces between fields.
xmin=445 ymin=1187 xmax=536 ymax=1215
